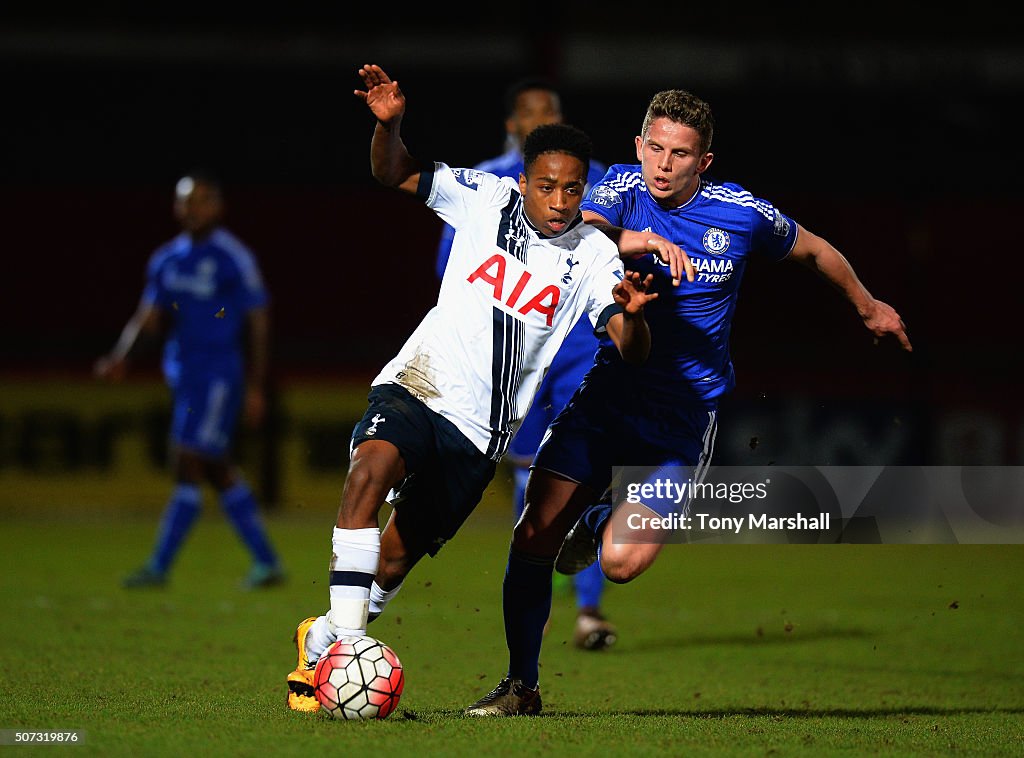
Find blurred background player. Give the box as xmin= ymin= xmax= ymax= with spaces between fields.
xmin=435 ymin=76 xmax=617 ymax=651
xmin=95 ymin=170 xmax=286 ymax=590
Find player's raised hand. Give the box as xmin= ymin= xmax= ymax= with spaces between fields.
xmin=613 ymin=271 xmax=659 ymax=314
xmin=354 ymin=64 xmax=405 ymax=123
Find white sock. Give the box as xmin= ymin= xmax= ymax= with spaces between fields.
xmin=304 ymin=615 xmax=335 ymax=664
xmin=368 ymin=580 xmax=404 ymax=619
xmin=327 ymin=526 xmax=380 ymax=637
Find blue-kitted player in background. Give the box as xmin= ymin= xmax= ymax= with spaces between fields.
xmin=95 ymin=170 xmax=286 ymax=590
xmin=435 ymin=77 xmax=617 ymax=651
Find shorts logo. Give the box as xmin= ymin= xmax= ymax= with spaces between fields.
xmin=589 ymin=185 xmax=621 ymax=209
xmin=702 ymin=228 xmax=730 ymax=254
xmin=366 ymin=413 xmax=385 ymax=436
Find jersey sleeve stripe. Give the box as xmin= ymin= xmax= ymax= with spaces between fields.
xmin=416 ymin=162 xmax=437 ymax=200
xmin=593 ymin=303 xmax=623 ymax=334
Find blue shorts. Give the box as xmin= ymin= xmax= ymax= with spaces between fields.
xmin=533 ymin=363 xmax=718 ymax=510
xmin=352 ymin=383 xmax=497 ymax=556
xmin=170 ymin=374 xmax=243 ymax=458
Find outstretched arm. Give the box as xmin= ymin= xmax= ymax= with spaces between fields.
xmin=788 ymin=224 xmax=912 ymax=352
xmin=605 ymin=272 xmax=658 ymax=365
xmin=583 ymin=210 xmax=694 ymax=286
xmin=94 ymin=299 xmax=163 ymax=381
xmin=354 ymin=64 xmax=421 ymax=194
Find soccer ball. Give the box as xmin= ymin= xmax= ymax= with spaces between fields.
xmin=313 ymin=635 xmax=405 ymax=720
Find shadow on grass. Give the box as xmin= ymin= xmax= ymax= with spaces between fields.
xmin=633 ymin=626 xmax=874 ymax=651
xmin=395 ymin=705 xmax=1024 ymax=721
xmin=558 ymin=705 xmax=1024 ymax=719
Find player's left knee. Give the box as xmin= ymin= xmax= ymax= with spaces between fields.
xmin=602 ymin=563 xmax=641 ymax=584
xmin=599 ymin=546 xmax=649 ymax=584
xmin=599 ymin=555 xmax=636 ymax=584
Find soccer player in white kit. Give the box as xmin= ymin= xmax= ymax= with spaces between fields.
xmin=285 ymin=64 xmax=688 ymax=712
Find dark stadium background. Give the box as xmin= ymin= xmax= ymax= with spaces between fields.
xmin=2 ymin=6 xmax=1021 ymax=493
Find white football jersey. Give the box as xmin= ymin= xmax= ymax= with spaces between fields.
xmin=372 ymin=162 xmax=625 ymax=460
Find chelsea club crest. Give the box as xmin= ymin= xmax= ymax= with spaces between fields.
xmin=702 ymin=227 xmax=730 ymax=254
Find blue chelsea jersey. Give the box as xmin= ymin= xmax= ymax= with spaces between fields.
xmin=581 ymin=165 xmax=798 ymax=406
xmin=141 ymin=227 xmax=268 ymax=387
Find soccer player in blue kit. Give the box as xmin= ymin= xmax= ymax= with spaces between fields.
xmin=435 ymin=77 xmax=617 ymax=651
xmin=465 ymin=89 xmax=912 ymax=715
xmin=95 ymin=171 xmax=285 ymax=590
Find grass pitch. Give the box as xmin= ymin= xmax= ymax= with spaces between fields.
xmin=2 ymin=499 xmax=1023 ymax=757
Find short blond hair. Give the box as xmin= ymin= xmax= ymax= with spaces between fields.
xmin=641 ymin=90 xmax=714 ymax=155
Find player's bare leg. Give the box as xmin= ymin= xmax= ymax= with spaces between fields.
xmin=367 ymin=509 xmax=430 ymax=623
xmin=336 ymin=440 xmax=406 ymax=529
xmin=514 ymin=470 xmax=595 ymax=554
xmin=287 ymin=440 xmax=405 ymax=712
xmin=597 ymin=502 xmax=667 ymax=584
xmin=326 ymin=439 xmax=404 ymax=636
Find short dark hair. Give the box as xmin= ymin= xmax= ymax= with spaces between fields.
xmin=522 ymin=123 xmax=592 ymax=175
xmin=503 ymin=77 xmax=559 ymax=117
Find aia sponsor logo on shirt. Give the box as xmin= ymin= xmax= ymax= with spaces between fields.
xmin=467 ymin=252 xmax=561 ymax=326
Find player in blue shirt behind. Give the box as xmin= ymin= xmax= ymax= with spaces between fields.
xmin=466 ymin=88 xmax=911 ymax=715
xmin=436 ymin=77 xmax=617 ymax=651
xmin=95 ymin=171 xmax=286 ymax=590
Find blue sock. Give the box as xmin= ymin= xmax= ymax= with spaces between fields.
xmin=574 ymin=561 xmax=605 ymax=610
xmin=581 ymin=501 xmax=612 ymax=579
xmin=503 ymin=547 xmax=553 ymax=690
xmin=221 ymin=481 xmax=278 ymax=566
xmin=581 ymin=501 xmax=613 ymax=536
xmin=150 ymin=483 xmax=202 ymax=574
